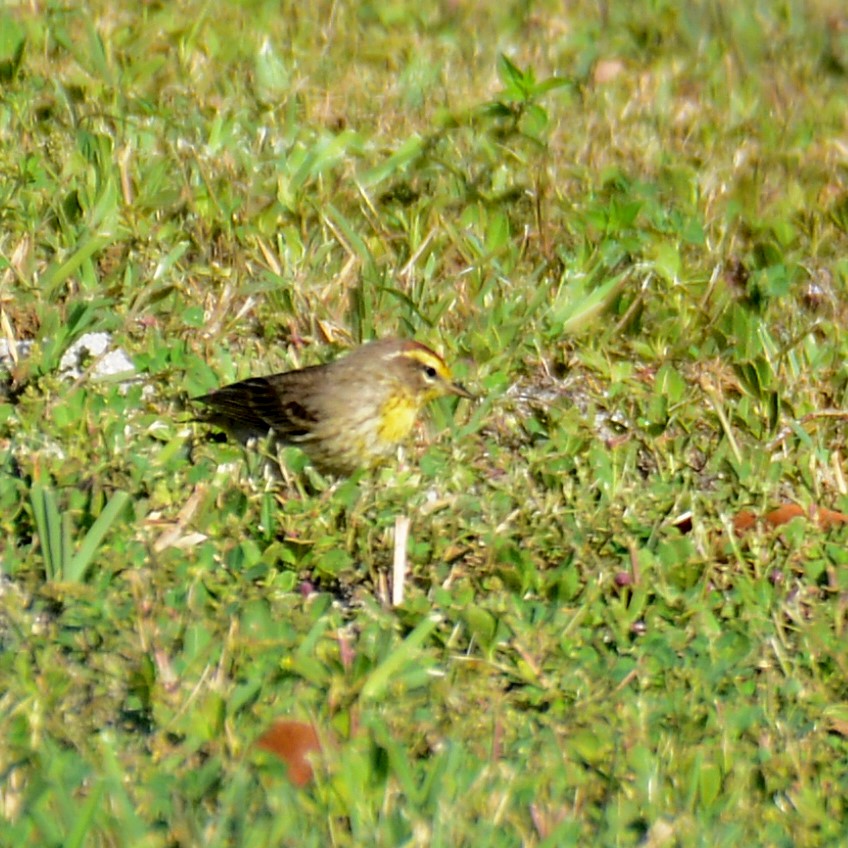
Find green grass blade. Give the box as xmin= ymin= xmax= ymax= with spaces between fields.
xmin=40 ymin=233 xmax=114 ymax=298
xmin=30 ymin=481 xmax=63 ymax=580
xmin=554 ymin=271 xmax=628 ymax=335
xmin=63 ymin=777 xmax=105 ymax=848
xmin=359 ymin=135 xmax=426 ymax=187
xmin=61 ymin=510 xmax=74 ymax=580
xmin=323 ymin=203 xmax=371 ymax=263
xmin=360 ymin=613 xmax=442 ymax=702
xmin=65 ymin=490 xmax=131 ymax=583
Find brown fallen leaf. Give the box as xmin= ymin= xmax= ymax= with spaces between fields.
xmin=256 ymin=719 xmax=321 ymax=787
xmin=732 ymin=510 xmax=757 ymax=534
xmin=763 ymin=503 xmax=807 ymax=527
xmin=734 ymin=502 xmax=848 ymax=535
xmin=811 ymin=505 xmax=848 ymax=529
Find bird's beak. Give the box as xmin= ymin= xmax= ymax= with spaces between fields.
xmin=448 ymin=381 xmax=475 ymax=400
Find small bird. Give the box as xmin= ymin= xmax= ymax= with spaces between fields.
xmin=195 ymin=338 xmax=473 ymax=476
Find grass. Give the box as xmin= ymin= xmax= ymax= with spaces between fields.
xmin=2 ymin=0 xmax=848 ymax=844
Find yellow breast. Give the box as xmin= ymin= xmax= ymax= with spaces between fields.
xmin=377 ymin=394 xmax=420 ymax=446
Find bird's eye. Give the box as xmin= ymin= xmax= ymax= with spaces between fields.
xmin=423 ymin=365 xmax=438 ymax=379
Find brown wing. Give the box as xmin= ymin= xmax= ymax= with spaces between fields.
xmin=195 ymin=366 xmax=324 ymax=443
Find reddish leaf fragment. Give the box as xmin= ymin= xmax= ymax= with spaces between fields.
xmin=732 ymin=510 xmax=757 ymax=534
xmin=336 ymin=628 xmax=355 ymax=672
xmin=763 ymin=503 xmax=806 ymax=527
xmin=765 ymin=503 xmax=848 ymax=529
xmin=812 ymin=505 xmax=848 ymax=529
xmin=734 ymin=502 xmax=848 ymax=535
xmin=257 ymin=719 xmax=320 ymax=787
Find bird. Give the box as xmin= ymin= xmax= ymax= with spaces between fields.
xmin=195 ymin=338 xmax=473 ymax=476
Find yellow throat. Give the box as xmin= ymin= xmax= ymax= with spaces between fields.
xmin=377 ymin=393 xmax=421 ymax=445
